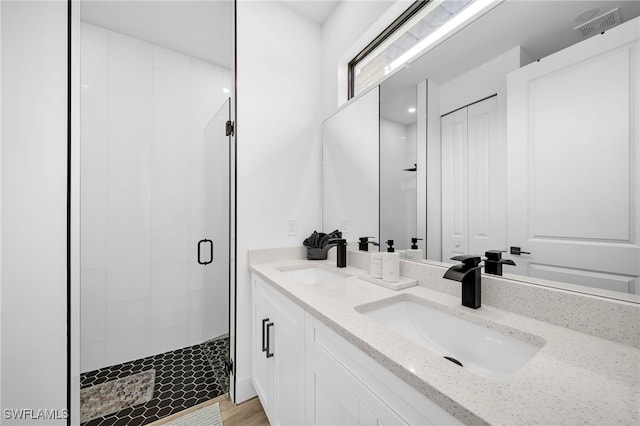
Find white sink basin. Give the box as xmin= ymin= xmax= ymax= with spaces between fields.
xmin=361 ymin=300 xmax=543 ymax=379
xmin=279 ymin=266 xmax=349 ymax=284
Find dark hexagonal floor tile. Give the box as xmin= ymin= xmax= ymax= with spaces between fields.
xmin=81 ymin=337 xmax=229 ymax=425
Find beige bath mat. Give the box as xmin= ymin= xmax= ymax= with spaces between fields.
xmin=163 ymin=402 xmax=223 ymax=426
xmin=80 ymin=369 xmax=155 ymax=422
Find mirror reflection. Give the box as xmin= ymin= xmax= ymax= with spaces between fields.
xmin=323 ymin=88 xmax=380 ymax=242
xmin=347 ymin=0 xmax=640 ymax=301
xmin=380 ymin=82 xmax=418 ymax=251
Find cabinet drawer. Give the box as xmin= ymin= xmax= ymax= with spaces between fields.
xmin=254 ymin=274 xmax=304 ymax=334
xmin=306 ymin=314 xmax=463 ymax=426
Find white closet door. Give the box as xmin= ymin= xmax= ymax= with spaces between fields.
xmin=467 ymin=96 xmax=504 ymax=256
xmin=507 ymin=20 xmax=640 ymax=294
xmin=441 ymin=108 xmax=468 ymax=260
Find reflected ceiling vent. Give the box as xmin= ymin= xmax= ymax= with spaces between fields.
xmin=574 ymin=8 xmax=621 ymax=40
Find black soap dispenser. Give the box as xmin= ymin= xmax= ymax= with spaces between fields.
xmin=406 ymin=237 xmax=424 ymax=260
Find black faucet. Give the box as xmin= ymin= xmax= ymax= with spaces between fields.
xmin=484 ymin=250 xmax=516 ymax=276
xmin=443 ymin=255 xmax=482 ymax=309
xmin=328 ymin=238 xmax=347 ymax=268
xmin=358 ymin=236 xmax=379 ymax=251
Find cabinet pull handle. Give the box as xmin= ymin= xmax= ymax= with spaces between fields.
xmin=261 ymin=318 xmax=269 ymax=352
xmin=266 ymin=322 xmax=274 ymax=358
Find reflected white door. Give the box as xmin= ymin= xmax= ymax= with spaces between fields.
xmin=441 ymin=96 xmax=503 ymax=261
xmin=506 ymin=23 xmax=640 ymax=294
xmin=441 ymin=108 xmax=469 ymax=259
xmin=467 ymin=97 xmax=504 ymax=256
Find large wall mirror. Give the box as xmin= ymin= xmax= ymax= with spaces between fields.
xmin=323 ymin=88 xmax=380 ymax=241
xmin=328 ymin=0 xmax=640 ymax=303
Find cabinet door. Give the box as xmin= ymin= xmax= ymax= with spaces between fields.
xmin=308 ymin=350 xmax=405 ymax=426
xmin=252 ymin=281 xmax=274 ymax=418
xmin=252 ymin=274 xmax=305 ymax=426
xmin=308 ymin=352 xmax=361 ymax=426
xmin=272 ymin=308 xmax=305 ymax=426
xmin=305 ymin=314 xmax=463 ymax=426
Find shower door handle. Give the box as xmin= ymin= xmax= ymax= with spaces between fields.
xmin=197 ymin=239 xmax=213 ymax=265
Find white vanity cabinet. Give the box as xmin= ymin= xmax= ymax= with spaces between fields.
xmin=251 ymin=272 xmax=463 ymax=426
xmin=304 ymin=314 xmax=463 ymax=426
xmin=252 ymin=274 xmax=305 ymax=426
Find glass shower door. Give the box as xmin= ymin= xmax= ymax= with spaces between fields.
xmin=201 ymin=98 xmax=231 ymax=392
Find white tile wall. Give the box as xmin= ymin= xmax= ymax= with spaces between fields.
xmin=80 ymin=22 xmax=231 ymax=372
xmin=105 ymin=299 xmax=151 ymax=366
xmin=108 ymin=32 xmax=153 ymax=99
xmin=188 ymin=289 xmax=205 ymax=342
xmin=151 ymin=134 xmax=190 ymax=200
xmin=153 ymin=69 xmax=190 ymax=137
xmin=106 ymin=232 xmax=151 ymax=302
xmin=150 ymin=262 xmax=189 ymax=325
xmin=151 ymin=198 xmax=189 ymax=263
xmin=107 ymin=93 xmax=152 ymax=163
xmin=80 ymin=268 xmax=107 ymax=344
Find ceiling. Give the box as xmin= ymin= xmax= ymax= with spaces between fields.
xmin=81 ymin=0 xmax=232 ymax=68
xmin=380 ymin=0 xmax=640 ymax=123
xmin=281 ymin=0 xmax=340 ymax=24
xmin=80 ymin=0 xmax=340 ymax=69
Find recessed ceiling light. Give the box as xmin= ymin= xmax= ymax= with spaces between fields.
xmin=222 ymin=87 xmax=230 ymax=94
xmin=575 ymin=8 xmax=599 ymax=23
xmin=408 ymin=107 xmax=416 ymax=113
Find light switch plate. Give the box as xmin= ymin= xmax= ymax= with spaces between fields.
xmin=288 ymin=218 xmax=297 ymax=236
xmin=340 ymin=217 xmax=349 ymax=233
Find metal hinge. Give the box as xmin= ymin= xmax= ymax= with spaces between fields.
xmin=224 ymin=357 xmax=234 ymax=375
xmin=225 ymin=120 xmax=235 ymax=136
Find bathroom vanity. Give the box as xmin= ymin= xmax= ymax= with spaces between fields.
xmin=249 ymin=247 xmax=639 ymax=426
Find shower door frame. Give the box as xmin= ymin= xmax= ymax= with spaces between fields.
xmin=68 ymin=1 xmax=239 ymax=423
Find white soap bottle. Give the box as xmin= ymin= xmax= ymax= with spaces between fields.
xmin=382 ymin=240 xmax=400 ymax=283
xmin=405 ymin=237 xmax=424 ymax=261
xmin=370 ymin=245 xmax=383 ymax=279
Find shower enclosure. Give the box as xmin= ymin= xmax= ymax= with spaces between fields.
xmin=77 ymin=1 xmax=234 ymax=424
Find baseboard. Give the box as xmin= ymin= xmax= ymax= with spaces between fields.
xmin=233 ymin=375 xmax=257 ymax=404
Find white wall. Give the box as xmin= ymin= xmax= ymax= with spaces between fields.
xmin=80 ymin=23 xmax=231 ymax=372
xmin=235 ymin=0 xmax=322 ymax=402
xmin=438 ymin=46 xmax=532 ymax=114
xmin=1 ymin=1 xmax=68 ymax=423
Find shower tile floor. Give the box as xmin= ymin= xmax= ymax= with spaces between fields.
xmin=81 ymin=337 xmax=229 ymax=426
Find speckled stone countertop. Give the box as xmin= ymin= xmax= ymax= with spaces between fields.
xmin=249 ymin=251 xmax=640 ymax=426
